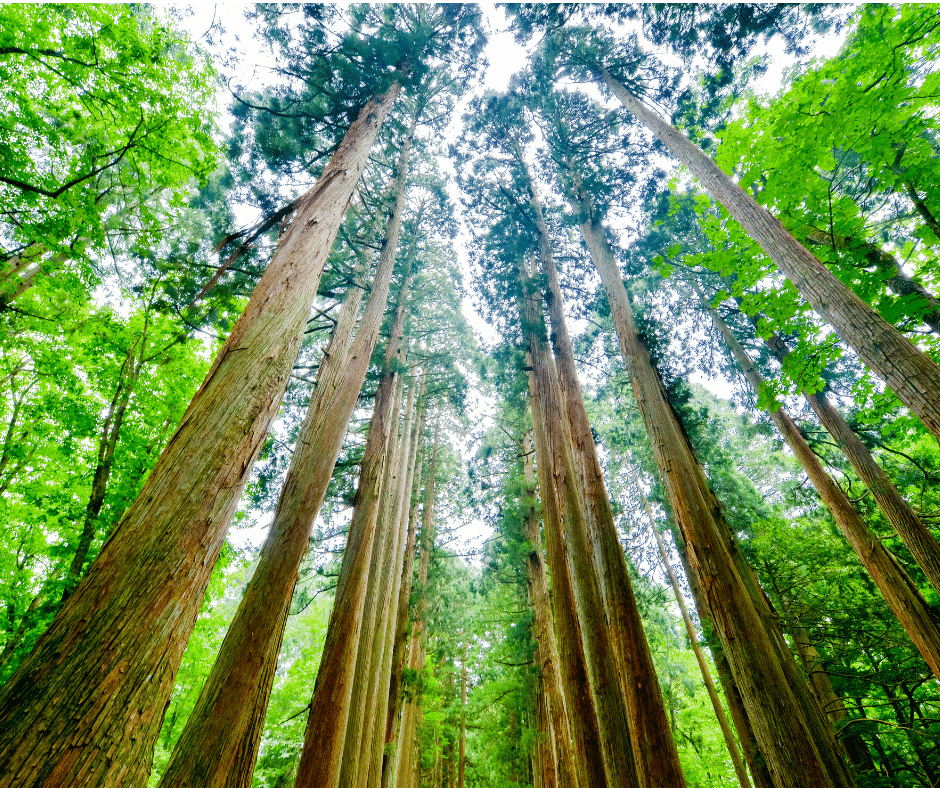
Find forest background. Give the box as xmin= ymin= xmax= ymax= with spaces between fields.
xmin=1 ymin=4 xmax=940 ymax=788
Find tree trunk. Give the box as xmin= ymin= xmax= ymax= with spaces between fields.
xmin=571 ymin=169 xmax=854 ymax=786
xmin=458 ymin=650 xmax=467 ymax=788
xmin=702 ymin=294 xmax=940 ymax=682
xmin=673 ymin=531 xmax=775 ymax=788
xmin=638 ymin=487 xmax=752 ymax=788
xmin=518 ymin=254 xmax=640 ymax=788
xmin=520 ymin=430 xmax=580 ymax=788
xmin=526 ymin=364 xmax=607 ymax=788
xmin=803 ymin=228 xmax=940 ymax=336
xmin=294 ymin=239 xmax=414 ymax=788
xmin=63 ymin=339 xmax=143 ymax=602
xmin=602 ymin=71 xmax=940 ymax=444
xmin=523 ymin=154 xmax=686 ymax=788
xmin=382 ymin=374 xmax=427 ymax=788
xmin=395 ymin=414 xmax=442 ymax=788
xmin=157 ymin=110 xmax=412 ymax=788
xmin=761 ymin=327 xmax=940 ymax=600
xmin=0 ymin=82 xmax=400 ymax=788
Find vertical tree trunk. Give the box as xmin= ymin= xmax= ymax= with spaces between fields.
xmin=395 ymin=414 xmax=442 ymax=788
xmin=294 ymin=241 xmax=414 ymax=788
xmin=673 ymin=530 xmax=775 ymax=788
xmin=62 ymin=337 xmax=143 ymax=602
xmin=157 ymin=112 xmax=413 ymax=788
xmin=382 ymin=373 xmax=427 ymax=788
xmin=517 ymin=255 xmax=640 ymax=788
xmin=760 ymin=327 xmax=940 ymax=598
xmin=458 ymin=650 xmax=467 ymax=788
xmin=571 ymin=172 xmax=854 ymax=786
xmin=638 ymin=487 xmax=752 ymax=788
xmin=702 ymin=294 xmax=940 ymax=681
xmin=526 ymin=368 xmax=607 ymax=788
xmin=601 ymin=71 xmax=940 ymax=444
xmin=521 ymin=154 xmax=686 ymax=788
xmin=0 ymin=83 xmax=399 ymax=788
xmin=520 ymin=430 xmax=580 ymax=788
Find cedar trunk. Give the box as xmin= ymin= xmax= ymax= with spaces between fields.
xmin=602 ymin=71 xmax=940 ymax=444
xmin=157 ymin=117 xmax=413 ymax=788
xmin=0 ymin=84 xmax=398 ymax=788
xmin=703 ymin=296 xmax=940 ymax=681
xmin=294 ymin=249 xmax=413 ymax=788
xmin=575 ymin=184 xmax=855 ymax=786
xmin=524 ymin=155 xmax=686 ymax=788
xmin=518 ymin=256 xmax=640 ymax=788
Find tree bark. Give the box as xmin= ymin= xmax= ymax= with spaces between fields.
xmin=702 ymin=294 xmax=940 ymax=681
xmin=294 ymin=233 xmax=414 ymax=788
xmin=602 ymin=71 xmax=940 ymax=444
xmin=520 ymin=430 xmax=580 ymax=788
xmin=570 ymin=164 xmax=854 ymax=786
xmin=0 ymin=82 xmax=400 ymax=788
xmin=638 ymin=487 xmax=752 ymax=788
xmin=761 ymin=327 xmax=940 ymax=600
xmin=524 ymin=154 xmax=686 ymax=788
xmin=156 ymin=107 xmax=411 ymax=788
xmin=518 ymin=254 xmax=640 ymax=788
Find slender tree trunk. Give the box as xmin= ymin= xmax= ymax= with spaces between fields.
xmin=638 ymin=487 xmax=752 ymax=788
xmin=571 ymin=174 xmax=854 ymax=785
xmin=458 ymin=650 xmax=467 ymax=788
xmin=517 ymin=255 xmax=640 ymax=788
xmin=295 ymin=235 xmax=414 ymax=788
xmin=702 ymin=294 xmax=940 ymax=681
xmin=759 ymin=327 xmax=940 ymax=599
xmin=601 ymin=71 xmax=940 ymax=443
xmin=382 ymin=373 xmax=427 ymax=788
xmin=395 ymin=414 xmax=442 ymax=788
xmin=526 ymin=367 xmax=607 ymax=788
xmin=157 ymin=110 xmax=412 ymax=788
xmin=0 ymin=83 xmax=400 ymax=788
xmin=905 ymin=182 xmax=940 ymax=243
xmin=521 ymin=155 xmax=686 ymax=788
xmin=520 ymin=430 xmax=580 ymax=788
xmin=63 ymin=339 xmax=143 ymax=602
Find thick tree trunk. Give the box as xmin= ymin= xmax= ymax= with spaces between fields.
xmin=294 ymin=243 xmax=414 ymax=788
xmin=673 ymin=532 xmax=775 ymax=788
xmin=523 ymin=156 xmax=686 ymax=788
xmin=703 ymin=295 xmax=940 ymax=681
xmin=639 ymin=489 xmax=752 ymax=788
xmin=760 ymin=327 xmax=940 ymax=599
xmin=157 ymin=112 xmax=412 ymax=788
xmin=602 ymin=71 xmax=940 ymax=443
xmin=0 ymin=83 xmax=399 ymax=788
xmin=573 ymin=179 xmax=854 ymax=786
xmin=518 ymin=255 xmax=640 ymax=788
xmin=520 ymin=430 xmax=580 ymax=788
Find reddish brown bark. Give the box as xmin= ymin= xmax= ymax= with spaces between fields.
xmin=570 ymin=170 xmax=854 ymax=785
xmin=0 ymin=83 xmax=399 ymax=788
xmin=703 ymin=295 xmax=940 ymax=682
xmin=602 ymin=71 xmax=940 ymax=444
xmin=156 ymin=111 xmax=413 ymax=788
xmin=518 ymin=255 xmax=639 ymax=788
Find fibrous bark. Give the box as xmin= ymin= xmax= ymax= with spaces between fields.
xmin=0 ymin=83 xmax=399 ymax=788
xmin=602 ymin=71 xmax=940 ymax=444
